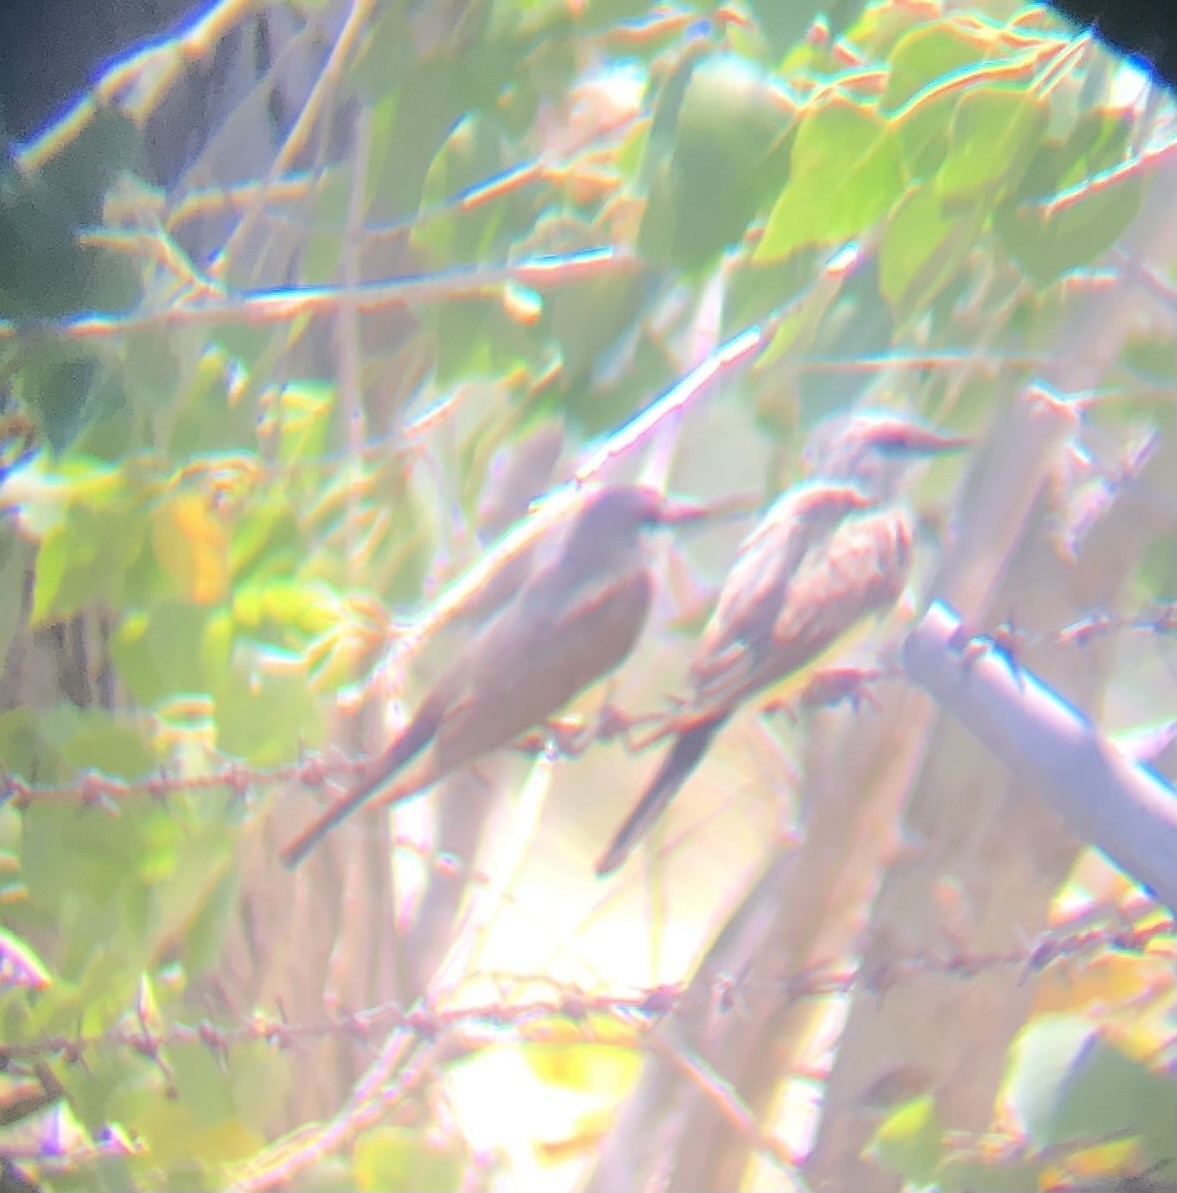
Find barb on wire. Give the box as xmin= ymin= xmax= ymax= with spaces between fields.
xmin=8 ymin=591 xmax=1173 ymax=811
xmin=3 ymin=911 xmax=1169 ymax=1068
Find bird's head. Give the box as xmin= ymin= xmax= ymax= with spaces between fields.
xmin=561 ymin=484 xmax=708 ymax=559
xmin=804 ymin=410 xmax=970 ymax=502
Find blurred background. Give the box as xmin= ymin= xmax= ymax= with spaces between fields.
xmin=0 ymin=2 xmax=1174 ymax=1191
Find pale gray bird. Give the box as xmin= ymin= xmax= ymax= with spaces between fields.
xmin=282 ymin=484 xmax=706 ymax=868
xmin=595 ymin=413 xmax=968 ymax=877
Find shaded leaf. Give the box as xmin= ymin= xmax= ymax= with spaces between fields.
xmin=880 ymin=180 xmax=984 ymax=319
xmin=111 ymin=604 xmax=210 ymax=706
xmin=640 ymin=54 xmax=792 ymax=274
xmin=1006 ymin=1015 xmax=1175 ymax=1158
xmin=994 ymin=110 xmax=1141 ymax=285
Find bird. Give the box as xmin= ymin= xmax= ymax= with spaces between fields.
xmin=280 ymin=484 xmax=707 ymax=868
xmin=594 ymin=412 xmax=969 ymax=877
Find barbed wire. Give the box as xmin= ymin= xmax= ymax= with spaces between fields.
xmin=1 ymin=904 xmax=1170 ymax=1187
xmin=2 ymin=599 xmax=1173 ymax=813
xmin=2 ymin=910 xmax=1170 ymax=1074
xmin=962 ymin=600 xmax=1177 ymax=658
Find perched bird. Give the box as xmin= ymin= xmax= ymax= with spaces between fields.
xmin=801 ymin=410 xmax=970 ymax=498
xmin=595 ymin=412 xmax=968 ymax=877
xmin=281 ymin=484 xmax=706 ymax=868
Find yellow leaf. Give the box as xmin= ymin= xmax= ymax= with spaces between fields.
xmin=1032 ymin=952 xmax=1174 ymax=1019
xmin=152 ymin=492 xmax=230 ymax=605
xmin=535 ymin=1106 xmax=619 ymax=1165
xmin=520 ymin=1040 xmax=640 ymax=1093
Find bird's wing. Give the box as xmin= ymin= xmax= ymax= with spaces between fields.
xmin=756 ymin=507 xmax=913 ymax=687
xmin=689 ymin=515 xmax=821 ymax=707
xmin=433 ymin=561 xmax=653 ymax=768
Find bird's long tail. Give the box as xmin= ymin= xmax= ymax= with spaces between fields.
xmin=595 ymin=713 xmax=728 ymax=877
xmin=280 ymin=692 xmax=444 ymax=868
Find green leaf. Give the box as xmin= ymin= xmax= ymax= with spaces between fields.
xmin=0 ymin=108 xmax=140 ymax=322
xmin=301 ymin=165 xmax=352 ymax=287
xmin=269 ymin=380 xmax=334 ymax=467
xmin=880 ymin=180 xmax=983 ymax=319
xmin=637 ymin=39 xmax=711 ymax=191
xmin=232 ymin=578 xmax=341 ymax=640
xmin=212 ymin=663 xmax=322 ymax=765
xmin=884 ymin=21 xmax=999 ymax=179
xmin=36 ymin=107 xmax=140 ymax=229
xmin=1006 ymin=1015 xmax=1173 ymax=1156
xmin=881 ymin=19 xmax=995 ymax=113
xmin=0 ymin=707 xmax=62 ymax=782
xmin=639 ymin=54 xmax=792 ymax=274
xmin=349 ymin=9 xmax=415 ymax=108
xmin=1140 ymin=532 xmax=1177 ymax=601
xmin=32 ymin=501 xmax=146 ymax=622
xmin=991 ymin=108 xmax=1139 ymax=285
xmin=203 ymin=322 xmax=276 ymax=381
xmin=413 ymin=112 xmax=526 ymax=263
xmin=145 ymin=829 xmax=236 ymax=954
xmin=70 ymin=366 xmax=141 ymax=461
xmin=864 ymin=1094 xmax=944 ymax=1186
xmin=163 ymin=342 xmax=264 ymax=456
xmin=722 ymin=250 xmax=818 ymax=336
xmin=431 ymin=294 xmax=542 ymax=387
xmin=229 ymin=1039 xmax=294 ymax=1135
xmin=756 ymin=99 xmax=905 ymax=261
xmin=0 ymin=188 xmax=94 ymax=320
xmin=994 ymin=168 xmax=1141 ymax=286
xmin=549 ymin=265 xmax=652 ymax=378
xmin=362 ymin=31 xmax=515 ymax=223
xmin=53 ymin=707 xmax=156 ymax=777
xmin=352 ymin=1126 xmax=465 ymax=1193
xmin=891 ymin=87 xmax=957 ymax=181
xmin=936 ymin=1155 xmax=1045 ymax=1193
xmin=30 ymin=524 xmax=70 ymax=621
xmin=120 ymin=328 xmax=182 ymax=423
xmin=12 ymin=342 xmax=99 ymax=454
xmin=555 ymin=327 xmax=675 ymax=439
xmin=180 ymin=862 xmax=240 ymax=976
xmin=20 ymin=795 xmax=181 ymax=973
xmin=521 ymin=1040 xmax=638 ymax=1093
xmin=109 ymin=1075 xmax=265 ymax=1175
xmin=229 ymin=492 xmax=301 ymax=584
xmin=111 ymin=603 xmax=213 ymax=706
xmin=744 ymin=0 xmax=826 ymax=59
xmin=937 ymin=86 xmax=1049 ymax=205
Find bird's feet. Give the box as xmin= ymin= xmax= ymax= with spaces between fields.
xmin=510 ymin=704 xmax=668 ymax=759
xmin=762 ymin=664 xmax=889 ymax=722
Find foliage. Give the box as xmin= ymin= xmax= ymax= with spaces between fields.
xmin=0 ymin=0 xmax=1173 ymax=1191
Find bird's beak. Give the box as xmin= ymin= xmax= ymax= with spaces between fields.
xmin=870 ymin=423 xmax=971 ymax=458
xmin=654 ymin=494 xmax=713 ymax=525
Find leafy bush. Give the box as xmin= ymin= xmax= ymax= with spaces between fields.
xmin=1 ymin=2 xmax=1173 ymax=1191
